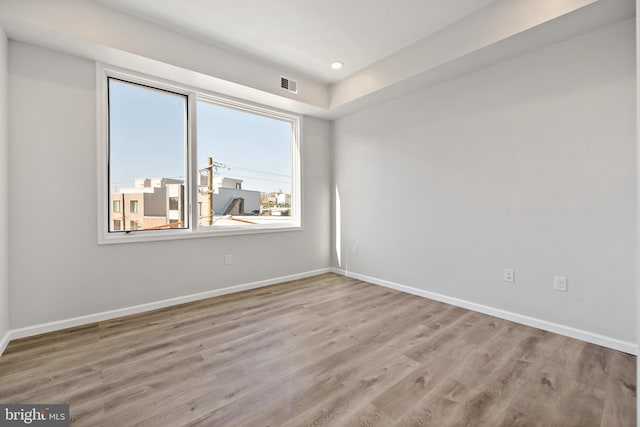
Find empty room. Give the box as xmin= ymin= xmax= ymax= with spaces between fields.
xmin=0 ymin=0 xmax=638 ymax=426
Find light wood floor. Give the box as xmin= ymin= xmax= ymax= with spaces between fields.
xmin=0 ymin=273 xmax=635 ymax=426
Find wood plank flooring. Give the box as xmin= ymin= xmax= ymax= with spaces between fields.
xmin=0 ymin=273 xmax=635 ymax=426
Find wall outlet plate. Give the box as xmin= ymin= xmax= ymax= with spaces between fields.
xmin=554 ymin=275 xmax=567 ymax=292
xmin=503 ymin=268 xmax=515 ymax=283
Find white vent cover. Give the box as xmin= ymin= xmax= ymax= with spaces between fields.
xmin=280 ymin=76 xmax=298 ymax=93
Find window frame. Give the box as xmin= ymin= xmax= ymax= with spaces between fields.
xmin=97 ymin=65 xmax=302 ymax=245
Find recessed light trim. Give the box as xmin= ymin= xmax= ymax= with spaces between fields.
xmin=331 ymin=61 xmax=344 ymax=70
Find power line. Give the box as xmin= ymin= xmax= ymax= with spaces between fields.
xmin=222 ymin=163 xmax=290 ymax=178
xmin=220 ymin=173 xmax=290 ymax=185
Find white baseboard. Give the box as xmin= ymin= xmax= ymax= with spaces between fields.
xmin=0 ymin=331 xmax=9 ymax=356
xmin=4 ymin=268 xmax=333 ymax=350
xmin=331 ymin=268 xmax=638 ymax=355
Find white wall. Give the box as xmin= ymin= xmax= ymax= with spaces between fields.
xmin=0 ymin=26 xmax=10 ymax=344
xmin=333 ymin=20 xmax=636 ymax=344
xmin=635 ymin=2 xmax=639 ymax=422
xmin=8 ymin=41 xmax=331 ymax=329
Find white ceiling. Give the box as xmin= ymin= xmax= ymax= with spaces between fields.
xmin=93 ymin=0 xmax=498 ymax=83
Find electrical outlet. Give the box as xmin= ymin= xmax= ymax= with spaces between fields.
xmin=503 ymin=268 xmax=515 ymax=283
xmin=352 ymin=245 xmax=358 ymax=254
xmin=225 ymin=254 xmax=233 ymax=265
xmin=554 ymin=276 xmax=567 ymax=292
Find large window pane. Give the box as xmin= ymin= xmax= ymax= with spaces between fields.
xmin=108 ymin=78 xmax=188 ymax=232
xmin=197 ymin=101 xmax=293 ymax=228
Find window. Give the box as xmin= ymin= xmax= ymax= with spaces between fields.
xmin=99 ymin=67 xmax=301 ymax=244
xmin=169 ymin=197 xmax=179 ymax=211
xmin=196 ymin=100 xmax=294 ymax=228
xmin=108 ymin=78 xmax=187 ymax=234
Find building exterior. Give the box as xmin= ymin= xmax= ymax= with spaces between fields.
xmin=110 ymin=176 xmax=260 ymax=231
xmin=275 ymin=192 xmax=291 ymax=206
xmin=199 ymin=176 xmax=261 ymax=224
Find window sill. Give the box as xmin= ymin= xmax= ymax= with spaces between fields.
xmin=97 ymin=223 xmax=302 ymax=245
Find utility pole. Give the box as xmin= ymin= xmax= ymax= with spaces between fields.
xmin=122 ymin=193 xmax=126 ymax=231
xmin=207 ymin=156 xmax=214 ymax=226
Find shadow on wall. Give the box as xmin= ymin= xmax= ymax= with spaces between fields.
xmin=335 ymin=185 xmax=341 ymax=268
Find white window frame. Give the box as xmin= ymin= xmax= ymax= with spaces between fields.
xmin=96 ymin=64 xmax=302 ymax=245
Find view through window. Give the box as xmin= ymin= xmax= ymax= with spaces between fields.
xmin=108 ymin=78 xmax=188 ymax=232
xmin=196 ymin=100 xmax=292 ymax=228
xmin=106 ymin=75 xmax=297 ymax=237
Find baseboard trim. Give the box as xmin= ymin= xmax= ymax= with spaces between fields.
xmin=331 ymin=268 xmax=638 ymax=355
xmin=5 ymin=268 xmax=333 ymax=349
xmin=0 ymin=331 xmax=9 ymax=357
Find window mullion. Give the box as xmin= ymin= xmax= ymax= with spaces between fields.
xmin=189 ymin=93 xmax=199 ymax=232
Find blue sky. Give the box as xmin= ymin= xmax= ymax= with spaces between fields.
xmin=109 ymin=79 xmax=292 ymax=194
xmin=197 ymin=100 xmax=291 ymax=193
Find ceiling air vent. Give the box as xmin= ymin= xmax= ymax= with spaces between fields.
xmin=280 ymin=76 xmax=298 ymax=94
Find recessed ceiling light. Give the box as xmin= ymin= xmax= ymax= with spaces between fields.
xmin=331 ymin=61 xmax=344 ymax=70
